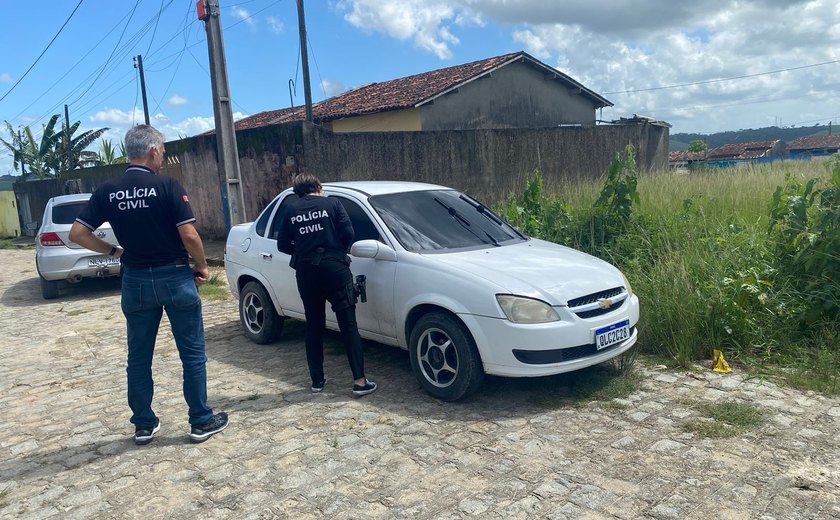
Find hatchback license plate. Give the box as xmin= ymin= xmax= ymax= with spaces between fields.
xmin=89 ymin=256 xmax=120 ymax=267
xmin=595 ymin=320 xmax=630 ymax=350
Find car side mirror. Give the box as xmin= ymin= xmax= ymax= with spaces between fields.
xmin=351 ymin=239 xmax=397 ymax=261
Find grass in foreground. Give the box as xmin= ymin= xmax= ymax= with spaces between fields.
xmin=682 ymin=400 xmax=764 ymax=438
xmin=198 ymin=270 xmax=229 ymax=301
xmin=528 ymin=355 xmax=639 ymax=409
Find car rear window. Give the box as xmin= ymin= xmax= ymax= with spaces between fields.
xmin=51 ymin=202 xmax=89 ymax=225
xmin=369 ymin=190 xmax=524 ymax=252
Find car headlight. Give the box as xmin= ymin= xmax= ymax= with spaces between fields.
xmin=621 ymin=273 xmax=634 ymax=297
xmin=496 ymin=295 xmax=560 ymax=323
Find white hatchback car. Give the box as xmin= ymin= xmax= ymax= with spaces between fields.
xmin=225 ymin=182 xmax=639 ymax=400
xmin=35 ymin=193 xmax=121 ymax=299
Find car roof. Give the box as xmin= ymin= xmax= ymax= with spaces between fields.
xmin=49 ymin=193 xmax=92 ymax=204
xmin=323 ymin=181 xmax=452 ymax=197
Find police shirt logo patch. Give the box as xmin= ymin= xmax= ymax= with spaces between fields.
xmin=183 ymin=195 xmax=189 ymax=203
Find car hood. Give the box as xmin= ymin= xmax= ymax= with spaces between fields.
xmin=422 ymin=239 xmax=624 ymax=306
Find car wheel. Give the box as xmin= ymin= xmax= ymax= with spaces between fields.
xmin=409 ymin=312 xmax=484 ymax=401
xmin=40 ymin=276 xmax=59 ymax=300
xmin=239 ymin=281 xmax=283 ymax=344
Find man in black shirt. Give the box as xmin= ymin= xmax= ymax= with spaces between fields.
xmin=277 ymin=173 xmax=377 ymax=396
xmin=69 ymin=124 xmax=228 ymax=445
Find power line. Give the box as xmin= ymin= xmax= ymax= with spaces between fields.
xmin=604 ymin=58 xmax=840 ymax=95
xmin=0 ymin=0 xmax=86 ymax=104
xmin=144 ymin=0 xmax=169 ymax=56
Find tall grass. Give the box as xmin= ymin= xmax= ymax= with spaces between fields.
xmin=498 ymin=155 xmax=840 ymax=393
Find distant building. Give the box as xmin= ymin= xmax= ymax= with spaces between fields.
xmin=788 ymin=135 xmax=840 ymax=159
xmin=668 ymin=150 xmax=707 ymax=169
xmin=705 ymin=140 xmax=787 ymax=168
xmin=232 ymin=51 xmax=613 ymax=133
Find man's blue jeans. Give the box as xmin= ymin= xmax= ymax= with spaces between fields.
xmin=121 ymin=265 xmax=213 ymax=428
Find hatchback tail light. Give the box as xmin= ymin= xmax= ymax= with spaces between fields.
xmin=39 ymin=232 xmax=66 ymax=246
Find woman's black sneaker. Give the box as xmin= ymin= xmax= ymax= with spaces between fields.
xmin=311 ymin=378 xmax=327 ymax=393
xmin=352 ymin=379 xmax=377 ymax=396
xmin=189 ymin=412 xmax=229 ymax=443
xmin=135 ymin=420 xmax=161 ymax=445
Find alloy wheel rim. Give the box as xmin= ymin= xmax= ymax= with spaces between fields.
xmin=242 ymin=292 xmax=265 ymax=334
xmin=416 ymin=327 xmax=459 ymax=388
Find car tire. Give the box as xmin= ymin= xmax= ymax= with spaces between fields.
xmin=239 ymin=281 xmax=283 ymax=344
xmin=40 ymin=276 xmax=59 ymax=300
xmin=409 ymin=311 xmax=484 ymax=401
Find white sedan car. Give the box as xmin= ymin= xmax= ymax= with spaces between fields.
xmin=225 ymin=182 xmax=639 ymax=401
xmin=35 ymin=193 xmax=121 ymax=299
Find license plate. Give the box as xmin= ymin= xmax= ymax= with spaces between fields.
xmin=595 ymin=319 xmax=630 ymax=350
xmin=89 ymin=255 xmax=120 ymax=267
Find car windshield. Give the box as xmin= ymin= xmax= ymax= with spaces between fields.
xmin=51 ymin=202 xmax=88 ymax=225
xmin=369 ymin=190 xmax=525 ymax=252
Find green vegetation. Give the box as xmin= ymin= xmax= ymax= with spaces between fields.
xmin=497 ymin=148 xmax=840 ymax=394
xmin=682 ymin=401 xmax=764 ymax=438
xmin=671 ymin=124 xmax=832 ymax=150
xmin=198 ymin=270 xmax=229 ymax=301
xmin=528 ymin=355 xmax=639 ymax=409
xmin=0 ymin=115 xmax=108 ymax=178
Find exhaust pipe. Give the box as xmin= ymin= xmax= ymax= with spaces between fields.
xmin=67 ymin=274 xmax=83 ymax=284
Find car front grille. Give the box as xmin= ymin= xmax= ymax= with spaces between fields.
xmin=567 ymin=286 xmax=627 ymax=319
xmin=512 ymin=326 xmax=636 ymax=365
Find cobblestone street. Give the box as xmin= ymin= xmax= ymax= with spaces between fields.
xmin=1 ymin=247 xmax=839 ymax=519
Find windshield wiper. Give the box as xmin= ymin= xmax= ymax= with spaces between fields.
xmin=434 ymin=197 xmax=494 ymax=246
xmin=458 ymin=194 xmax=522 ymax=240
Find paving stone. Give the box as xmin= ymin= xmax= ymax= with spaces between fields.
xmin=1 ymin=249 xmax=839 ymax=519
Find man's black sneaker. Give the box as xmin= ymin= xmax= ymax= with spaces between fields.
xmin=135 ymin=420 xmax=161 ymax=446
xmin=189 ymin=412 xmax=229 ymax=443
xmin=352 ymin=379 xmax=377 ymax=396
xmin=311 ymin=378 xmax=327 ymax=393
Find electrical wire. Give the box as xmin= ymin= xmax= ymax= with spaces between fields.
xmin=0 ymin=0 xmax=86 ymax=105
xmin=604 ymin=59 xmax=840 ymax=95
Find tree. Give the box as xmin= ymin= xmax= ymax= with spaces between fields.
xmin=688 ymin=139 xmax=709 ymax=154
xmin=0 ymin=115 xmax=108 ymax=178
xmin=96 ymin=139 xmax=128 ymax=165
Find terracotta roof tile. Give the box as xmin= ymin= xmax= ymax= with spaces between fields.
xmin=233 ymin=51 xmax=611 ymax=131
xmin=789 ymin=135 xmax=840 ymax=150
xmin=669 ymin=150 xmax=705 ymax=162
xmin=706 ymin=140 xmax=782 ymax=160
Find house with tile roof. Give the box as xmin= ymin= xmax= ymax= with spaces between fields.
xmin=233 ymin=51 xmax=612 ymax=133
xmin=704 ymin=140 xmax=787 ymax=168
xmin=788 ymin=135 xmax=840 ymax=158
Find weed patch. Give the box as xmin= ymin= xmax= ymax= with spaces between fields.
xmin=683 ymin=400 xmax=764 ymax=438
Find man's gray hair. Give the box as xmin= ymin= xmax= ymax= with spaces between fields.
xmin=124 ymin=125 xmax=166 ymax=160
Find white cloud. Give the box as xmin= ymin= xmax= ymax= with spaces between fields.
xmin=337 ymin=0 xmax=464 ymax=59
xmin=230 ymin=7 xmax=255 ymax=26
xmin=338 ymin=0 xmax=840 ymax=133
xmin=267 ymin=16 xmax=284 ymax=33
xmin=167 ymin=95 xmax=189 ymax=107
xmin=0 ymin=73 xmax=12 ymax=83
xmin=321 ymin=80 xmax=348 ymax=98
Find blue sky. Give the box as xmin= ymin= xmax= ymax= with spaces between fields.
xmin=2 ymin=0 xmax=839 ymax=176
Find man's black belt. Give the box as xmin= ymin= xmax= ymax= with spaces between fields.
xmin=123 ymin=261 xmax=190 ymax=271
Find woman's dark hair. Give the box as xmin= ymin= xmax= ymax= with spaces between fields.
xmin=292 ymin=173 xmax=322 ymax=197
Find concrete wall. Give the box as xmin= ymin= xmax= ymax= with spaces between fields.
xmin=329 ymin=108 xmax=422 ymax=132
xmin=0 ymin=192 xmax=21 ymax=238
xmin=421 ymin=60 xmax=597 ymax=130
xmin=302 ymin=121 xmax=669 ymax=207
xmin=13 ymin=121 xmax=669 ymax=239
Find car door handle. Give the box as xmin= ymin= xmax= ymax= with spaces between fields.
xmin=260 ymin=252 xmax=273 ymax=260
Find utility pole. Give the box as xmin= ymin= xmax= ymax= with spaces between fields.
xmin=64 ymin=104 xmax=73 ymax=171
xmin=134 ymin=55 xmax=150 ymax=125
xmin=296 ymin=0 xmax=313 ymax=122
xmin=198 ymin=0 xmax=247 ymax=231
xmin=18 ymin=130 xmax=27 ymax=180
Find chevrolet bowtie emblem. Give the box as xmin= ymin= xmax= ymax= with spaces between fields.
xmin=597 ymin=298 xmax=613 ymax=310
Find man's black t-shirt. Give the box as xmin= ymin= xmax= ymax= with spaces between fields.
xmin=76 ymin=165 xmax=196 ymax=268
xmin=277 ymin=194 xmax=354 ymax=262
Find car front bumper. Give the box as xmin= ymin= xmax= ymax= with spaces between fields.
xmin=459 ymin=294 xmax=640 ymax=377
